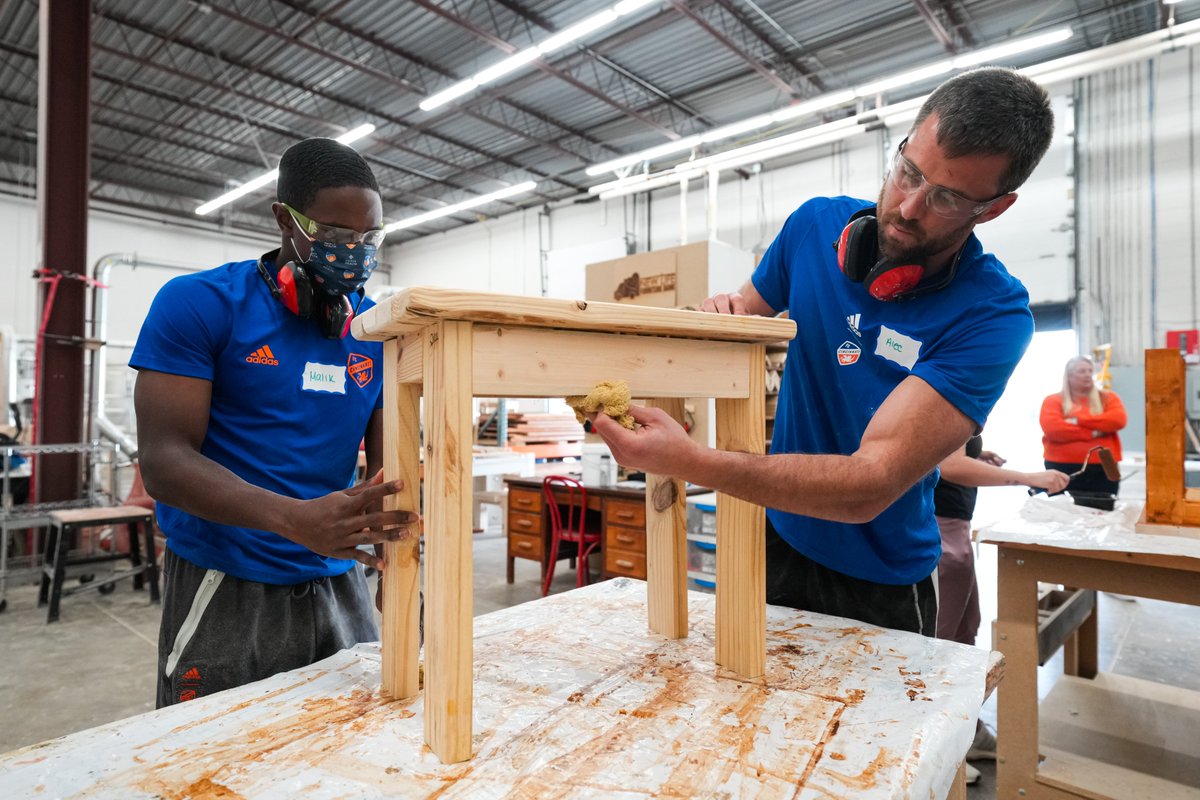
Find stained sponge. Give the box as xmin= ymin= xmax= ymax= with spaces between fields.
xmin=565 ymin=380 xmax=635 ymax=430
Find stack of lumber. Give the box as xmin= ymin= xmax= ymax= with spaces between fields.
xmin=477 ymin=411 xmax=585 ymax=458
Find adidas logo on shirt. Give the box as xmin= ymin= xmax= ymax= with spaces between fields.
xmin=846 ymin=313 xmax=862 ymax=337
xmin=246 ymin=345 xmax=279 ymax=366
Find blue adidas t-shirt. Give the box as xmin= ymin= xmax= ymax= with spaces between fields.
xmin=130 ymin=257 xmax=385 ymax=585
xmin=752 ymin=196 xmax=1033 ymax=585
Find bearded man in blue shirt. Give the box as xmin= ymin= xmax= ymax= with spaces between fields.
xmin=590 ymin=67 xmax=1054 ymax=635
xmin=133 ymin=138 xmax=418 ymax=707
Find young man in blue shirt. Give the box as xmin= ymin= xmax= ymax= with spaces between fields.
xmin=132 ymin=138 xmax=418 ymax=707
xmin=590 ymin=67 xmax=1054 ymax=635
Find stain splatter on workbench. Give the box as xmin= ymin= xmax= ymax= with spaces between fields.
xmin=0 ymin=580 xmax=987 ymax=799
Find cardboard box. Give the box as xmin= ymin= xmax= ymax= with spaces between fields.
xmin=586 ymin=241 xmax=756 ymax=448
xmin=585 ymin=240 xmax=753 ymax=310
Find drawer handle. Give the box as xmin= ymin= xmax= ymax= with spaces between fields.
xmin=616 ymin=559 xmax=635 ymax=569
xmin=614 ymin=511 xmax=635 ymax=520
xmin=516 ymin=497 xmax=533 ymax=507
xmin=516 ymin=541 xmax=532 ymax=550
xmin=516 ymin=519 xmax=533 ymax=528
xmin=616 ymin=534 xmax=635 ymax=544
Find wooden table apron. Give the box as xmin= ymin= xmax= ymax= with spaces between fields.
xmin=993 ymin=540 xmax=1200 ymax=799
xmin=353 ymin=288 xmax=796 ymax=764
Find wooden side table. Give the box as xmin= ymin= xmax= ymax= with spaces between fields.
xmin=353 ymin=286 xmax=795 ymax=763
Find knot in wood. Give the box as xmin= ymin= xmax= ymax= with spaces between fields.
xmin=651 ymin=480 xmax=677 ymax=512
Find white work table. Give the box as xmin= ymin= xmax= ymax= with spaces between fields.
xmin=0 ymin=580 xmax=994 ymax=799
xmin=980 ymin=496 xmax=1200 ymax=799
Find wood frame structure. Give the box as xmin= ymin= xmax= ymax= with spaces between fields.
xmin=989 ymin=539 xmax=1200 ymax=798
xmin=353 ymin=286 xmax=795 ymax=763
xmin=1143 ymin=348 xmax=1200 ymax=529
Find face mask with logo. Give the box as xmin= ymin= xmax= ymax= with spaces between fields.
xmin=284 ymin=202 xmax=383 ymax=296
xmin=305 ymin=239 xmax=377 ymax=296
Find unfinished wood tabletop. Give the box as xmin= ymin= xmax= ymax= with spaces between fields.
xmin=353 ymin=286 xmax=797 ymax=343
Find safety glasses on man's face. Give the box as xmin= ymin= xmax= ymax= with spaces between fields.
xmin=284 ymin=203 xmax=386 ymax=247
xmin=889 ymin=138 xmax=1007 ymax=220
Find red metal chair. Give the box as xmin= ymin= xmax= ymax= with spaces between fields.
xmin=541 ymin=475 xmax=602 ymax=596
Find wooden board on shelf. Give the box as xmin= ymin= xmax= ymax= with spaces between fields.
xmin=508 ymin=442 xmax=583 ymax=459
xmin=1038 ymin=672 xmax=1200 ymax=796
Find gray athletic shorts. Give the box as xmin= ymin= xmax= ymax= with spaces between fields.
xmin=156 ymin=547 xmax=378 ymax=708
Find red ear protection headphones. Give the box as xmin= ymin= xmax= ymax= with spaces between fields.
xmin=833 ymin=207 xmax=961 ymax=302
xmin=257 ymin=253 xmax=355 ymax=339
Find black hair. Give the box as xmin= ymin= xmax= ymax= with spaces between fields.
xmin=276 ymin=137 xmax=380 ymax=213
xmin=912 ymin=67 xmax=1054 ymax=195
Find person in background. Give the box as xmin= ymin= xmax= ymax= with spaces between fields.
xmin=934 ymin=436 xmax=1068 ymax=783
xmin=1039 ymin=356 xmax=1126 ymax=497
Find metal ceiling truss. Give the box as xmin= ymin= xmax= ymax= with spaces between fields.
xmin=191 ymin=2 xmax=581 ymax=187
xmin=93 ymin=10 xmax=567 ymax=214
xmin=410 ymin=0 xmax=704 ymax=141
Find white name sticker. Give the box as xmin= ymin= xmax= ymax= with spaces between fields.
xmin=874 ymin=325 xmax=922 ymax=371
xmin=302 ymin=361 xmax=346 ymax=394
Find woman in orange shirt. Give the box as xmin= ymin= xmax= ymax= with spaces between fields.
xmin=1039 ymin=356 xmax=1126 ymax=496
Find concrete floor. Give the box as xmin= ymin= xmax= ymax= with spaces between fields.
xmin=2 ymin=493 xmax=1199 ymax=800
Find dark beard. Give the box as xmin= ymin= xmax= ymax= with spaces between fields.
xmin=874 ymin=185 xmax=973 ymax=265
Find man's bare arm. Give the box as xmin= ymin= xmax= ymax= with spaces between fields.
xmin=135 ymin=370 xmax=415 ymax=568
xmin=591 ymin=375 xmax=975 ymax=523
xmin=940 ymin=446 xmax=1069 ymax=492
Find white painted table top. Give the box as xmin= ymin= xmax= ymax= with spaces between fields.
xmin=979 ymin=495 xmax=1200 ymax=562
xmin=0 ymin=580 xmax=988 ymax=799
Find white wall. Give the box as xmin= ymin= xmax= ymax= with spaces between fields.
xmin=0 ymin=192 xmax=276 ymax=344
xmin=1077 ymin=45 xmax=1200 ymax=365
xmin=0 ymin=193 xmax=402 ymax=347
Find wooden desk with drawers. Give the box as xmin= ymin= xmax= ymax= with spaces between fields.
xmin=504 ymin=476 xmax=706 ymax=584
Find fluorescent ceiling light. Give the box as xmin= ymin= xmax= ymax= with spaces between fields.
xmin=584 ymin=27 xmax=1072 ymax=177
xmin=419 ymin=0 xmax=659 ymax=112
xmin=195 ymin=124 xmax=376 ymax=216
xmin=384 ymin=181 xmax=538 ymax=233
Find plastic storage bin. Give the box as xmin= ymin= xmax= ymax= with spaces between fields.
xmin=687 ymin=538 xmax=716 ymax=575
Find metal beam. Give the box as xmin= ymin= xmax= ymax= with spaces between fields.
xmin=710 ymin=0 xmax=830 ymax=94
xmin=490 ymin=0 xmax=715 ymax=125
xmin=911 ymin=0 xmax=960 ymax=54
xmin=273 ymin=0 xmax=620 ymax=164
xmin=90 ymin=15 xmax=571 ymax=208
xmin=182 ymin=5 xmax=577 ymax=190
xmin=35 ymin=0 xmax=89 ymax=503
xmin=410 ymin=0 xmax=683 ymax=140
xmin=668 ymin=0 xmax=799 ymax=97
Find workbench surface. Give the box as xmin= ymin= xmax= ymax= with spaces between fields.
xmin=0 ymin=580 xmax=990 ymax=799
xmin=980 ymin=495 xmax=1200 ymax=563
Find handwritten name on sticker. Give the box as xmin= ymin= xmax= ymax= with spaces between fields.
xmin=874 ymin=325 xmax=921 ymax=371
xmin=303 ymin=361 xmax=347 ymax=394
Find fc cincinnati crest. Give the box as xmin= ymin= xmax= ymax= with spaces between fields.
xmin=837 ymin=341 xmax=861 ymax=366
xmin=347 ymin=353 xmax=374 ymax=388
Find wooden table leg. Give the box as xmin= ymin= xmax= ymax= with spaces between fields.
xmin=423 ymin=320 xmax=474 ymax=763
xmin=381 ymin=339 xmax=422 ymax=700
xmin=947 ymin=762 xmax=967 ymax=800
xmin=645 ymin=398 xmax=688 ymax=639
xmin=715 ymin=344 xmax=766 ymax=679
xmin=995 ymin=547 xmax=1041 ymax=798
xmin=1074 ymin=602 xmax=1098 ymax=679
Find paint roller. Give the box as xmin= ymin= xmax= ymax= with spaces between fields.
xmin=1028 ymin=445 xmax=1121 ymax=496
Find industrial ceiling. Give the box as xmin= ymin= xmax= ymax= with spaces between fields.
xmin=0 ymin=0 xmax=1194 ymax=242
